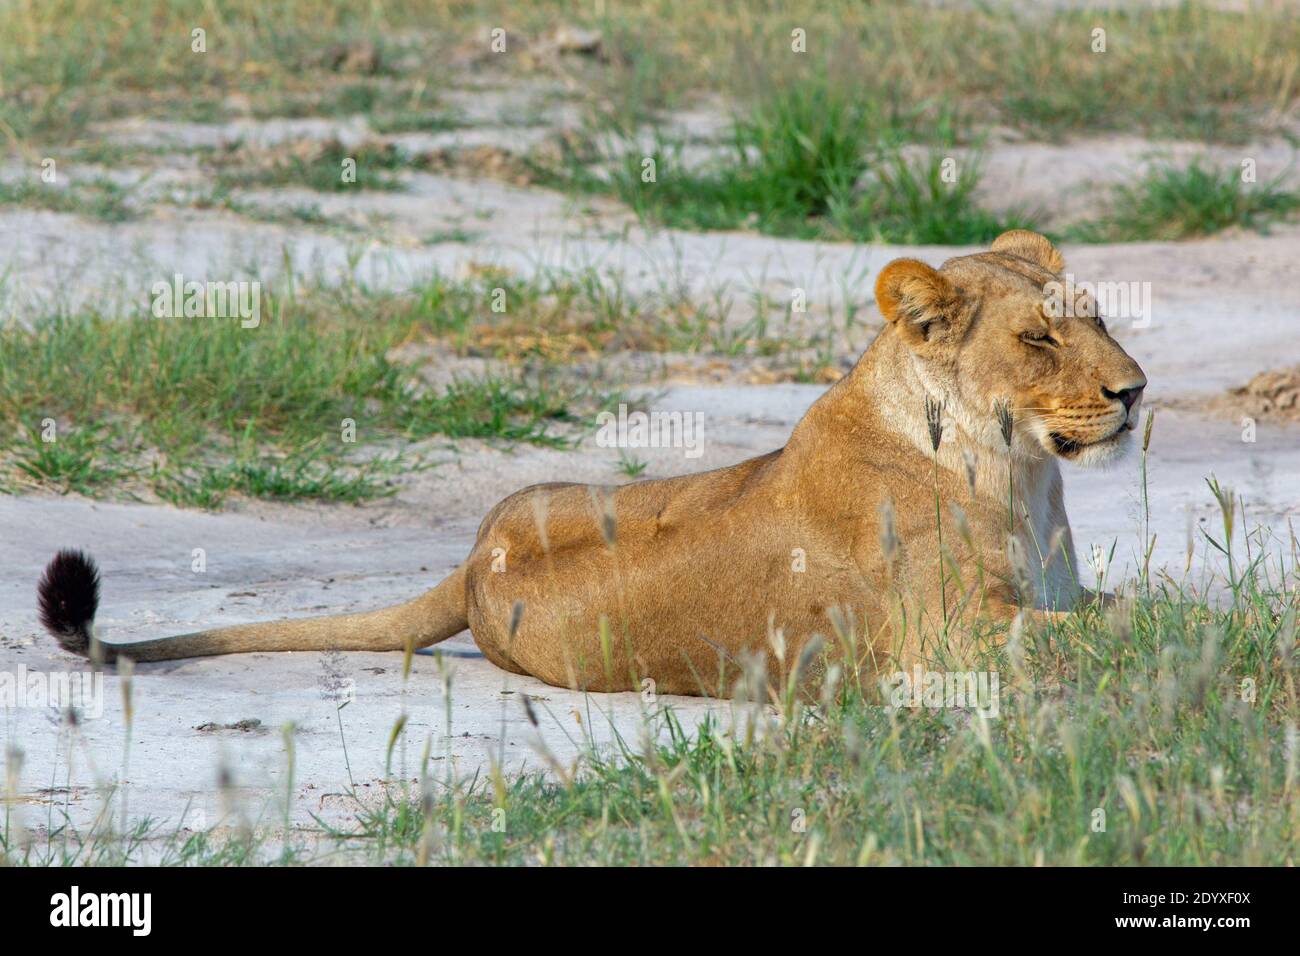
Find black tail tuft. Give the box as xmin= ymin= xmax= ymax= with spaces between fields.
xmin=38 ymin=549 xmax=101 ymax=656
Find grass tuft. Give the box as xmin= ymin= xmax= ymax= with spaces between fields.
xmin=0 ymin=177 xmax=137 ymax=222
xmin=1068 ymin=160 xmax=1300 ymax=242
xmin=588 ymin=74 xmax=883 ymax=238
xmin=833 ymin=151 xmax=1039 ymax=245
xmin=554 ymin=78 xmax=1032 ymax=244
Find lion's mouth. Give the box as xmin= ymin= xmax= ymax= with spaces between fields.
xmin=1049 ymin=433 xmax=1085 ymax=458
xmin=1049 ymin=425 xmax=1129 ymax=459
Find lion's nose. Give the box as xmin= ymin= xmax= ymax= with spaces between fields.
xmin=1102 ymin=384 xmax=1144 ymax=412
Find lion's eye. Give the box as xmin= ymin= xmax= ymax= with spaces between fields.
xmin=1020 ymin=330 xmax=1053 ymax=346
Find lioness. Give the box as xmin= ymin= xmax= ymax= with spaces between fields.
xmin=39 ymin=230 xmax=1145 ymax=696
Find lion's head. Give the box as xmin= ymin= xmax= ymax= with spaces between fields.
xmin=874 ymin=229 xmax=1147 ymax=467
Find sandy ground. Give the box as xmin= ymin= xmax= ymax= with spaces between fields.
xmin=2 ymin=97 xmax=1299 ymax=843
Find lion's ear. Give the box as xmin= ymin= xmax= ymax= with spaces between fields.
xmin=990 ymin=229 xmax=1064 ymax=274
xmin=875 ymin=258 xmax=960 ymax=345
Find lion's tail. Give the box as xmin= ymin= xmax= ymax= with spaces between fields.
xmin=37 ymin=549 xmax=469 ymax=663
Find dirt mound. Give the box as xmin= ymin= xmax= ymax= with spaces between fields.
xmin=1213 ymin=366 xmax=1300 ymax=421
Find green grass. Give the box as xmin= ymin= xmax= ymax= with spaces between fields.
xmin=832 ymin=150 xmax=1040 ymax=245
xmin=249 ymin=80 xmax=468 ymax=134
xmin=412 ymin=377 xmax=580 ymax=446
xmin=154 ymin=453 xmax=412 ymax=509
xmin=189 ymin=186 xmax=358 ymax=231
xmin=354 ymin=265 xmax=813 ymax=361
xmin=368 ymin=109 xmax=467 ymax=136
xmin=422 ymin=227 xmax=482 ymax=244
xmin=211 ymin=139 xmax=407 ymax=193
xmin=552 ymin=115 xmax=1300 ymax=246
xmin=1068 ymin=160 xmax=1300 ymax=242
xmin=0 ymin=280 xmax=627 ymax=506
xmin=0 ymin=177 xmax=137 ymax=222
xmin=9 ymin=424 xmax=135 ymax=495
xmin=550 ymin=77 xmax=1034 ymax=244
xmin=4 ymin=1 xmax=1296 ymax=144
xmin=701 ymin=74 xmax=884 ymax=228
xmin=589 ymin=77 xmax=880 ymax=238
xmin=614 ymin=452 xmax=648 ymax=478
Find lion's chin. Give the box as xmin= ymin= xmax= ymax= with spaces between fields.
xmin=1046 ymin=427 xmax=1133 ymax=468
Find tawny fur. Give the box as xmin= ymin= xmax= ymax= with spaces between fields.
xmin=38 ymin=232 xmax=1146 ymax=697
